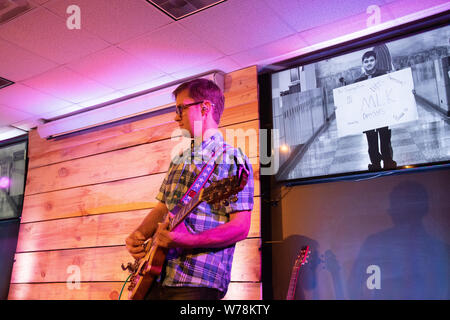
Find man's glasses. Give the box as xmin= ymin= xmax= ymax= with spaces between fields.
xmin=175 ymin=100 xmax=204 ymax=117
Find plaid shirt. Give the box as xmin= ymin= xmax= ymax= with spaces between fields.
xmin=155 ymin=132 xmax=254 ymax=295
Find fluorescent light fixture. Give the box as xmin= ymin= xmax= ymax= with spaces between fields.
xmin=36 ymin=71 xmax=224 ymax=139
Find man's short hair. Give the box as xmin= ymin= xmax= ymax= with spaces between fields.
xmin=362 ymin=50 xmax=377 ymax=61
xmin=172 ymin=78 xmax=225 ymax=124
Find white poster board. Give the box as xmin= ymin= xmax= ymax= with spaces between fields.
xmin=333 ymin=68 xmax=418 ymax=137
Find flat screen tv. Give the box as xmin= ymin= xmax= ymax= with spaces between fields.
xmin=264 ymin=12 xmax=450 ymax=184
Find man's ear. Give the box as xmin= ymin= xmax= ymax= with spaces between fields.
xmin=201 ymin=101 xmax=212 ymax=115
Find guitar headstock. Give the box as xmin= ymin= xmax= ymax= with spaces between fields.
xmin=295 ymin=245 xmax=311 ymax=267
xmin=201 ymin=164 xmax=249 ymax=206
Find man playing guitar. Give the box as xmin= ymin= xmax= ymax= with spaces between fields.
xmin=125 ymin=78 xmax=254 ymax=300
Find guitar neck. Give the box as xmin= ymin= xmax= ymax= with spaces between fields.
xmin=169 ymin=190 xmax=203 ymax=231
xmin=286 ymin=246 xmax=310 ymax=300
xmin=286 ymin=264 xmax=300 ymax=300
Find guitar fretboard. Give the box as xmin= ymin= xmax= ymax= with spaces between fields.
xmin=169 ymin=190 xmax=202 ymax=231
xmin=286 ymin=264 xmax=301 ymax=300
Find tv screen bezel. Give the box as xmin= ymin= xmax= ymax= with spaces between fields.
xmin=258 ymin=10 xmax=450 ymax=186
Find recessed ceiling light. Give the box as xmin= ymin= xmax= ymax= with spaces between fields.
xmin=0 ymin=0 xmax=34 ymax=25
xmin=146 ymin=0 xmax=226 ymax=21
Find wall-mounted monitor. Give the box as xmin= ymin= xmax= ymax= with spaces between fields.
xmin=266 ymin=12 xmax=450 ymax=184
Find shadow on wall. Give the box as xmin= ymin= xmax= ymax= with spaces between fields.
xmin=348 ymin=180 xmax=449 ymax=299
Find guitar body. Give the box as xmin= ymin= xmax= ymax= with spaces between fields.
xmin=128 ymin=272 xmax=155 ymax=300
xmin=127 ymin=216 xmax=169 ymax=300
xmin=127 ymin=244 xmax=167 ymax=300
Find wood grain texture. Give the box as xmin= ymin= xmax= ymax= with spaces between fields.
xmin=16 ymin=198 xmax=260 ymax=253
xmin=224 ymin=66 xmax=258 ymax=108
xmin=21 ymin=170 xmax=260 ymax=234
xmin=16 ymin=209 xmax=148 ymax=253
xmin=11 ymin=238 xmax=260 ymax=283
xmin=8 ymin=281 xmax=261 ymax=300
xmin=28 ymin=112 xmax=175 ymax=160
xmin=25 ymin=138 xmax=176 ymax=196
xmin=8 ymin=282 xmax=126 ymax=300
xmin=21 ymin=173 xmax=165 ymax=223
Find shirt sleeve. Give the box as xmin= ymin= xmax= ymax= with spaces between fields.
xmin=222 ymin=147 xmax=254 ymax=214
xmin=155 ymin=161 xmax=174 ymax=204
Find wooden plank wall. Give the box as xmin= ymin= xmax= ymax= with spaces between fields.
xmin=8 ymin=66 xmax=261 ymax=300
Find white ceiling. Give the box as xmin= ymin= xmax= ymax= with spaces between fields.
xmin=0 ymin=0 xmax=448 ymax=142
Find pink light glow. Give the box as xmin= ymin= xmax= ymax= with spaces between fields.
xmin=0 ymin=176 xmax=10 ymax=189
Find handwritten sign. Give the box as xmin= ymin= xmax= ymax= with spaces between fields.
xmin=333 ymin=68 xmax=418 ymax=137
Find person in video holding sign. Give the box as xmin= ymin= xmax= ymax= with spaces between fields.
xmin=354 ymin=51 xmax=397 ymax=171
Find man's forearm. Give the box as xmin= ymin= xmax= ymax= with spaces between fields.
xmin=136 ymin=202 xmax=168 ymax=239
xmin=166 ymin=210 xmax=251 ymax=249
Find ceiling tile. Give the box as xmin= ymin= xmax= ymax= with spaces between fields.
xmin=179 ymin=0 xmax=295 ymax=55
xmin=0 ymin=83 xmax=72 ymax=115
xmin=0 ymin=104 xmax=35 ymax=127
xmin=76 ymin=91 xmax=129 ymax=108
xmin=169 ymin=56 xmax=242 ymax=80
xmin=0 ymin=7 xmax=109 ymax=64
xmin=118 ymin=23 xmax=224 ymax=74
xmin=22 ymin=66 xmax=115 ymax=104
xmin=229 ymin=34 xmax=308 ymax=69
xmin=299 ymin=11 xmax=376 ymax=47
xmin=263 ymin=0 xmax=388 ymax=33
xmin=66 ymin=46 xmax=166 ymax=90
xmin=0 ymin=38 xmax=57 ymax=82
xmin=383 ymin=0 xmax=449 ymax=20
xmin=31 ymin=0 xmax=51 ymax=5
xmin=44 ymin=0 xmax=172 ymax=44
xmin=119 ymin=75 xmax=178 ymax=95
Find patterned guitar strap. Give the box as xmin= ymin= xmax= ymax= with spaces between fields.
xmin=169 ymin=143 xmax=232 ymax=224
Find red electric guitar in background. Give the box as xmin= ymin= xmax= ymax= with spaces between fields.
xmin=286 ymin=245 xmax=310 ymax=300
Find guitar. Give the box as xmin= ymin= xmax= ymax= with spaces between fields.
xmin=121 ymin=166 xmax=249 ymax=300
xmin=286 ymin=246 xmax=310 ymax=300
